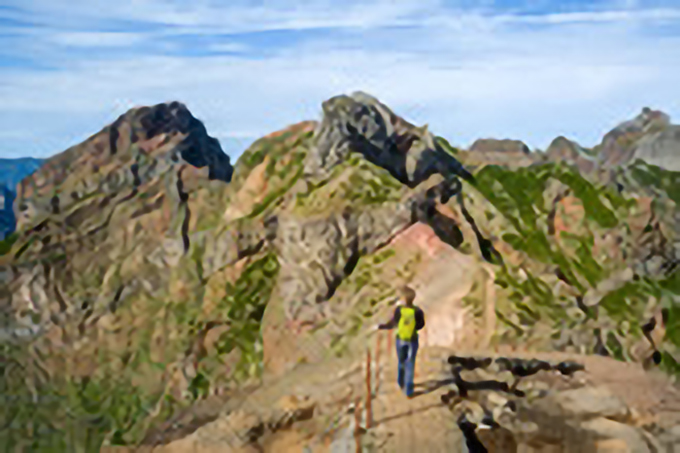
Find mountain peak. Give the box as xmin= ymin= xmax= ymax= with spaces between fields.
xmin=596 ymin=107 xmax=672 ymax=167
xmin=469 ymin=138 xmax=531 ymax=155
xmin=308 ymin=91 xmax=472 ymax=186
xmin=14 ymin=101 xmax=232 ymax=230
xmin=109 ymin=101 xmax=232 ymax=181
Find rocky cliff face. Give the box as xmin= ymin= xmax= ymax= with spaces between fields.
xmin=307 ymin=92 xmax=473 ymax=186
xmin=453 ymin=138 xmax=538 ymax=170
xmin=631 ymin=125 xmax=680 ymax=171
xmin=544 ymin=136 xmax=597 ymax=174
xmin=14 ymin=102 xmax=232 ymax=231
xmin=3 ymin=93 xmax=680 ymax=452
xmin=597 ymin=107 xmax=671 ymax=168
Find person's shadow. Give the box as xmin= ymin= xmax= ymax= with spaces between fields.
xmin=411 ymin=375 xmax=524 ymax=399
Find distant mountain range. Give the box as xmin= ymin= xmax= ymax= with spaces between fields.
xmin=0 ymin=157 xmax=44 ymax=239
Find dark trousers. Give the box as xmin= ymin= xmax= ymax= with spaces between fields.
xmin=396 ymin=336 xmax=419 ymax=397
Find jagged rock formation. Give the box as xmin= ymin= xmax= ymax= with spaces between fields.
xmin=631 ymin=125 xmax=680 ymax=171
xmin=14 ymin=101 xmax=232 ymax=230
xmin=307 ymin=91 xmax=472 ymax=185
xmin=3 ymin=102 xmax=233 ymax=336
xmin=544 ymin=136 xmax=597 ymax=174
xmin=458 ymin=138 xmax=538 ymax=169
xmin=469 ymin=139 xmax=531 ymax=155
xmin=597 ymin=107 xmax=671 ymax=168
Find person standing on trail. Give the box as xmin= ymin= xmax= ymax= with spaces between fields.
xmin=375 ymin=285 xmax=425 ymax=398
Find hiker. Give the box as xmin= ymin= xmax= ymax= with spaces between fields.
xmin=375 ymin=285 xmax=425 ymax=398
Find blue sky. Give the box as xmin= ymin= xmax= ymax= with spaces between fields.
xmin=1 ymin=0 xmax=679 ymax=161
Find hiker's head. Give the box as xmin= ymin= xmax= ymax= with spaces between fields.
xmin=400 ymin=285 xmax=416 ymax=305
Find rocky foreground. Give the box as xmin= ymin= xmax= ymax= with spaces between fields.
xmin=109 ymin=346 xmax=680 ymax=452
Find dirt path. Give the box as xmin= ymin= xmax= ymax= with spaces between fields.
xmin=367 ymin=347 xmax=464 ymax=451
xmin=353 ymin=341 xmax=680 ymax=452
xmin=135 ymin=339 xmax=680 ymax=453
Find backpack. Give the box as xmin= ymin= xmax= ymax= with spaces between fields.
xmin=397 ymin=306 xmax=417 ymax=341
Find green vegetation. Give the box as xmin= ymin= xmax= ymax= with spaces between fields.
xmin=466 ymin=160 xmax=680 ymax=366
xmin=435 ymin=136 xmax=460 ymax=156
xmin=214 ymin=252 xmax=280 ymax=380
xmin=341 ymin=161 xmax=404 ymax=205
xmin=325 ymin=247 xmax=422 ymax=358
xmin=0 ymin=330 xmax=176 ymax=451
xmin=0 ymin=249 xmax=280 ymax=451
xmin=0 ymin=232 xmax=18 ymax=256
xmin=247 ymin=151 xmax=306 ymax=219
xmin=231 ymin=128 xmax=314 ymax=194
xmin=294 ymin=153 xmax=405 ymax=215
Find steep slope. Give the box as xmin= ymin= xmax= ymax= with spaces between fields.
xmin=1 ymin=101 xmax=237 ymax=449
xmin=596 ymin=107 xmax=671 ymax=168
xmin=3 ymin=92 xmax=680 ymax=452
xmin=14 ymin=101 xmax=232 ymax=230
xmin=543 ymin=136 xmax=597 ymax=174
xmin=630 ymin=125 xmax=680 ymax=171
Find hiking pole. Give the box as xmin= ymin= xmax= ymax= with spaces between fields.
xmin=387 ymin=330 xmax=393 ymax=364
xmin=354 ymin=396 xmax=363 ymax=453
xmin=365 ymin=347 xmax=373 ymax=429
xmin=374 ymin=329 xmax=382 ymax=397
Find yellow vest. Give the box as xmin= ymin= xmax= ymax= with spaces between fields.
xmin=397 ymin=306 xmax=417 ymax=341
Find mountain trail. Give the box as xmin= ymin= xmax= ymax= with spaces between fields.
xmin=123 ymin=339 xmax=680 ymax=453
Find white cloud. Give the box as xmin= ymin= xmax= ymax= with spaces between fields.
xmin=48 ymin=31 xmax=147 ymax=47
xmin=1 ymin=0 xmax=680 ymax=159
xmin=492 ymin=8 xmax=680 ymax=24
xmin=1 ymin=0 xmax=437 ymax=34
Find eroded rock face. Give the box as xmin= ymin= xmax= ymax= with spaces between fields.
xmin=464 ymin=138 xmax=538 ymax=169
xmin=544 ymin=136 xmax=597 ymax=173
xmin=307 ymin=91 xmax=472 ymax=186
xmin=598 ymin=107 xmax=671 ymax=168
xmin=14 ymin=102 xmax=232 ymax=230
xmin=469 ymin=138 xmax=530 ymax=155
xmin=262 ymin=202 xmax=415 ymax=375
xmin=632 ymin=125 xmax=680 ymax=171
xmin=0 ymin=102 xmax=235 ymax=376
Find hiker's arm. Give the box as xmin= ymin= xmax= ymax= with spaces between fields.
xmin=415 ymin=308 xmax=425 ymax=331
xmin=378 ymin=307 xmax=401 ymax=330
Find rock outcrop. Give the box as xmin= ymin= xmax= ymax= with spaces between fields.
xmin=631 ymin=125 xmax=680 ymax=171
xmin=597 ymin=107 xmax=671 ymax=168
xmin=255 ymin=92 xmax=488 ymax=375
xmin=469 ymin=138 xmax=530 ymax=155
xmin=14 ymin=102 xmax=232 ymax=230
xmin=307 ymin=91 xmax=473 ymax=185
xmin=544 ymin=136 xmax=596 ymax=173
